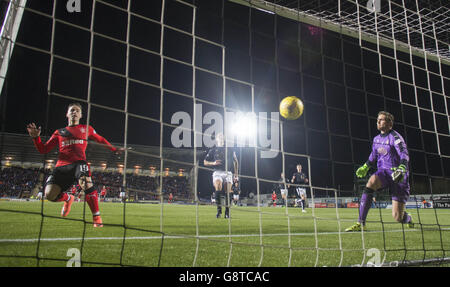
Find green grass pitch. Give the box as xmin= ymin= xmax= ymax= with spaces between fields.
xmin=0 ymin=201 xmax=449 ymax=267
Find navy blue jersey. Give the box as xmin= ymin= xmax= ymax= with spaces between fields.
xmin=292 ymin=172 xmax=308 ymax=184
xmin=204 ymin=146 xmax=238 ymax=172
xmin=231 ymin=184 xmax=240 ymax=195
xmin=277 ymin=177 xmax=290 ymax=190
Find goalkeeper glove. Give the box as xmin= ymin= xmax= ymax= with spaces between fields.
xmin=356 ymin=163 xmax=369 ymax=178
xmin=391 ymin=164 xmax=407 ymax=183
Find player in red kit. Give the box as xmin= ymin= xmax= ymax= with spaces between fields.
xmin=272 ymin=191 xmax=277 ymax=207
xmin=100 ymin=185 xmax=107 ymax=202
xmin=71 ymin=184 xmax=81 ymax=196
xmin=71 ymin=185 xmax=77 ymax=195
xmin=26 ymin=103 xmax=119 ymax=227
xmin=71 ymin=184 xmax=83 ymax=202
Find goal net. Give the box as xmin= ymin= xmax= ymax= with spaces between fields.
xmin=0 ymin=0 xmax=449 ymax=267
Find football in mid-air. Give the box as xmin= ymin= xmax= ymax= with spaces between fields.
xmin=279 ymin=96 xmax=304 ymax=120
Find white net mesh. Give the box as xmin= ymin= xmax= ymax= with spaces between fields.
xmin=246 ymin=0 xmax=450 ymax=61
xmin=0 ymin=0 xmax=449 ymax=267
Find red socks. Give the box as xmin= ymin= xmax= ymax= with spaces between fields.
xmin=85 ymin=189 xmax=100 ymax=216
xmin=55 ymin=192 xmax=70 ymax=202
xmin=57 ymin=188 xmax=100 ymax=216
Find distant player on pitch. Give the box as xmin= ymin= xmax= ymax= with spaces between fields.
xmin=100 ymin=185 xmax=107 ymax=202
xmin=345 ymin=111 xmax=414 ymax=232
xmin=291 ymin=164 xmax=308 ymax=213
xmin=231 ymin=179 xmax=240 ymax=206
xmin=27 ymin=102 xmax=120 ymax=227
xmin=36 ymin=188 xmax=43 ymax=201
xmin=271 ymin=191 xmax=277 ymax=207
xmin=277 ymin=172 xmax=290 ymax=206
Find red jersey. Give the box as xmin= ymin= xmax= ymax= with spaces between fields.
xmin=101 ymin=188 xmax=107 ymax=196
xmin=272 ymin=193 xmax=277 ymax=200
xmin=32 ymin=124 xmax=116 ymax=167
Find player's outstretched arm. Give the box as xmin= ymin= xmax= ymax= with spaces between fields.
xmin=27 ymin=123 xmax=58 ymax=154
xmin=356 ymin=142 xmax=377 ymax=178
xmin=392 ymin=131 xmax=409 ymax=171
xmin=88 ymin=127 xmax=117 ymax=152
xmin=26 ymin=123 xmax=41 ymax=138
xmin=356 ymin=163 xmax=369 ymax=178
xmin=204 ymin=159 xmax=221 ymax=166
xmin=203 ymin=149 xmax=221 ymax=166
xmin=233 ymin=151 xmax=239 ymax=180
xmin=366 ymin=143 xmax=378 ymax=171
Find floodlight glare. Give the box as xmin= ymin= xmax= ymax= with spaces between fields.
xmin=229 ymin=112 xmax=257 ymax=145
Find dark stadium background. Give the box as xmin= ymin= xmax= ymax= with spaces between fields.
xmin=0 ymin=0 xmax=449 ymax=200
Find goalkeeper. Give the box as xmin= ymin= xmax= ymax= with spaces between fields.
xmin=345 ymin=111 xmax=414 ymax=232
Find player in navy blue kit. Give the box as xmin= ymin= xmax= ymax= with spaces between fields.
xmin=231 ymin=179 xmax=241 ymax=206
xmin=291 ymin=164 xmax=308 ymax=213
xmin=204 ymin=133 xmax=239 ymax=219
xmin=275 ymin=173 xmax=290 ymax=207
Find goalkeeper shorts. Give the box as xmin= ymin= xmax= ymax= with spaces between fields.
xmin=374 ymin=168 xmax=410 ymax=203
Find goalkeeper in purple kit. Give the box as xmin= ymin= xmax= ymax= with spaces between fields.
xmin=345 ymin=111 xmax=414 ymax=232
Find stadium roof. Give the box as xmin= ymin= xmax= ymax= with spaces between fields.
xmin=0 ymin=133 xmax=199 ymax=172
xmin=232 ymin=0 xmax=450 ymax=64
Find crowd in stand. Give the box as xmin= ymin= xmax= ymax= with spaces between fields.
xmin=92 ymin=171 xmax=190 ymax=201
xmin=0 ymin=166 xmax=190 ymax=201
xmin=0 ymin=166 xmax=44 ymax=198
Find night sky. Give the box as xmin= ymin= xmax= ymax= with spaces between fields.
xmin=0 ymin=0 xmax=449 ymax=197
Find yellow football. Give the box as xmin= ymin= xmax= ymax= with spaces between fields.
xmin=279 ymin=96 xmax=304 ymax=120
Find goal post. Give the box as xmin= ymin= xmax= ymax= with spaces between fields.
xmin=0 ymin=0 xmax=27 ymax=94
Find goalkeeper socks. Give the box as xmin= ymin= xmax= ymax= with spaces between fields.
xmin=402 ymin=212 xmax=412 ymax=224
xmin=358 ymin=188 xmax=374 ymax=225
xmin=85 ymin=186 xmax=100 ymax=216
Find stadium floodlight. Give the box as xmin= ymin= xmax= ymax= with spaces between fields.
xmin=228 ymin=112 xmax=258 ymax=147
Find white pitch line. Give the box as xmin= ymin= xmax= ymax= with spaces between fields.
xmin=1 ymin=227 xmax=448 ymax=243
